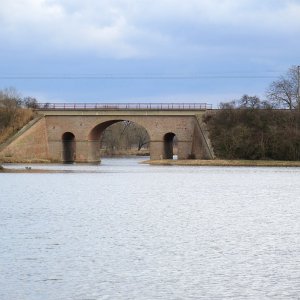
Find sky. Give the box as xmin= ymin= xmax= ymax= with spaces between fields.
xmin=0 ymin=0 xmax=300 ymax=107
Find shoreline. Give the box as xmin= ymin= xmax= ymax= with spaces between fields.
xmin=141 ymin=159 xmax=300 ymax=167
xmin=2 ymin=159 xmax=300 ymax=173
xmin=0 ymin=165 xmax=74 ymax=173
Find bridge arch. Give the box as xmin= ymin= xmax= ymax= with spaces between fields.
xmin=62 ymin=132 xmax=76 ymax=163
xmin=163 ymin=132 xmax=177 ymax=159
xmin=87 ymin=119 xmax=150 ymax=163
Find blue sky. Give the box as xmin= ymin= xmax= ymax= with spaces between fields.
xmin=0 ymin=0 xmax=300 ymax=107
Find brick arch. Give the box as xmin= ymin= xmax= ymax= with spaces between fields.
xmin=87 ymin=119 xmax=151 ymax=163
xmin=88 ymin=120 xmax=120 ymax=140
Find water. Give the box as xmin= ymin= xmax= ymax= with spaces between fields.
xmin=1 ymin=158 xmax=300 ymax=299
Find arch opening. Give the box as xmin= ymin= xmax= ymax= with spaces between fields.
xmin=164 ymin=132 xmax=177 ymax=159
xmin=88 ymin=120 xmax=150 ymax=162
xmin=62 ymin=132 xmax=76 ymax=163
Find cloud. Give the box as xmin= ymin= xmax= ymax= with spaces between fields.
xmin=0 ymin=0 xmax=139 ymax=57
xmin=1 ymin=0 xmax=300 ymax=60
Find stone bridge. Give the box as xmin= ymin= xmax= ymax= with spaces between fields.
xmin=0 ymin=103 xmax=215 ymax=163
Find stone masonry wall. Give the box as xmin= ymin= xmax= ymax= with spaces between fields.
xmin=0 ymin=118 xmax=49 ymax=161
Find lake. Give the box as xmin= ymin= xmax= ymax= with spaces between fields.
xmin=1 ymin=158 xmax=300 ymax=299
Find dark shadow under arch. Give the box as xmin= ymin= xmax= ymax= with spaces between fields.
xmin=62 ymin=132 xmax=76 ymax=163
xmin=164 ymin=132 xmax=176 ymax=159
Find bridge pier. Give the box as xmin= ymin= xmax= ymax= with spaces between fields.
xmin=87 ymin=140 xmax=101 ymax=163
xmin=149 ymin=141 xmax=164 ymax=160
xmin=177 ymin=141 xmax=193 ymax=159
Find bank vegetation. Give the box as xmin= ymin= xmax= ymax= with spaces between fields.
xmin=0 ymin=87 xmax=38 ymax=145
xmin=205 ymin=105 xmax=300 ymax=161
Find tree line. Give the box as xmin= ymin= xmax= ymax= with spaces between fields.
xmin=204 ymin=66 xmax=300 ymax=160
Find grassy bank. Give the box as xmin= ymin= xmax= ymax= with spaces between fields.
xmin=0 ymin=167 xmax=58 ymax=173
xmin=0 ymin=157 xmax=52 ymax=163
xmin=142 ymin=159 xmax=300 ymax=167
xmin=0 ymin=108 xmax=35 ymax=144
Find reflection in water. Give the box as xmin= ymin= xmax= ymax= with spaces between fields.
xmin=1 ymin=158 xmax=300 ymax=299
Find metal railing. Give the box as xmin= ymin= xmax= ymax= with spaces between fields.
xmin=37 ymin=102 xmax=212 ymax=110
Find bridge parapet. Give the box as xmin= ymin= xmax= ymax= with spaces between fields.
xmin=37 ymin=102 xmax=212 ymax=111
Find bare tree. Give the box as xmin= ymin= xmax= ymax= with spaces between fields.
xmin=0 ymin=87 xmax=23 ymax=129
xmin=23 ymin=97 xmax=39 ymax=109
xmin=219 ymin=95 xmax=272 ymax=110
xmin=100 ymin=125 xmax=121 ymax=153
xmin=0 ymin=87 xmax=22 ymax=105
xmin=123 ymin=122 xmax=149 ymax=150
xmin=131 ymin=124 xmax=149 ymax=150
xmin=100 ymin=121 xmax=149 ymax=155
xmin=266 ymin=66 xmax=299 ymax=110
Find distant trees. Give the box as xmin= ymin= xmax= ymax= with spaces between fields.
xmin=125 ymin=121 xmax=149 ymax=150
xmin=100 ymin=121 xmax=149 ymax=155
xmin=266 ymin=66 xmax=299 ymax=110
xmin=219 ymin=94 xmax=272 ymax=110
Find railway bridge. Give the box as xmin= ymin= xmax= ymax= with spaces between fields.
xmin=0 ymin=103 xmax=214 ymax=163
